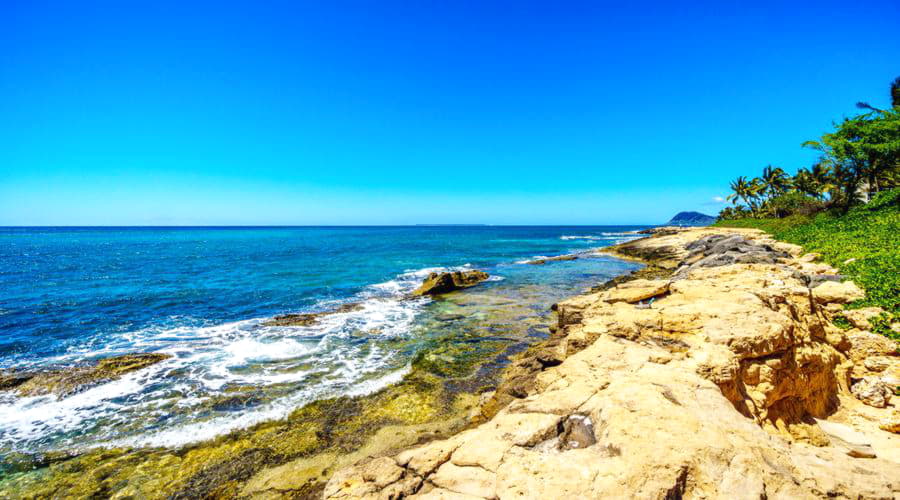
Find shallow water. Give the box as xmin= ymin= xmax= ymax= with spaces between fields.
xmin=0 ymin=226 xmax=643 ymax=458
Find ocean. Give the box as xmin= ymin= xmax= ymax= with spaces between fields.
xmin=0 ymin=226 xmax=644 ymax=459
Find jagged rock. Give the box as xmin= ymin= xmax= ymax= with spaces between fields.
xmin=8 ymin=353 xmax=171 ymax=398
xmin=846 ymin=331 xmax=898 ymax=362
xmin=265 ymin=302 xmax=363 ymax=327
xmin=851 ymin=376 xmax=893 ymax=408
xmin=880 ymin=412 xmax=900 ymax=434
xmin=864 ymin=356 xmax=892 ymax=372
xmin=412 ymin=271 xmax=489 ymax=296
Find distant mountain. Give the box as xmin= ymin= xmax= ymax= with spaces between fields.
xmin=666 ymin=211 xmax=716 ymax=226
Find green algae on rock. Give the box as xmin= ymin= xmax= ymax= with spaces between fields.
xmin=4 ymin=353 xmax=172 ymax=398
xmin=411 ymin=270 xmax=489 ymax=296
xmin=263 ymin=303 xmax=365 ymax=327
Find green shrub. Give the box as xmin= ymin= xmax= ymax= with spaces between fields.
xmin=716 ymin=188 xmax=900 ymax=341
xmin=762 ymin=192 xmax=824 ymax=218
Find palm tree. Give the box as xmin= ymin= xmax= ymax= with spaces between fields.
xmin=792 ymin=168 xmax=818 ymax=198
xmin=809 ymin=162 xmax=834 ymax=198
xmin=760 ymin=165 xmax=791 ymax=198
xmin=727 ymin=176 xmax=764 ymax=216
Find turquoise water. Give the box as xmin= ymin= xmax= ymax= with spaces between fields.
xmin=0 ymin=226 xmax=642 ymax=456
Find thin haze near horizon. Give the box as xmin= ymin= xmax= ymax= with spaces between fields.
xmin=1 ymin=0 xmax=898 ymax=226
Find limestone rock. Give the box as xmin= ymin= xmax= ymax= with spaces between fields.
xmin=816 ymin=419 xmax=877 ymax=458
xmin=851 ymin=376 xmax=893 ymax=408
xmin=412 ymin=271 xmax=489 ymax=296
xmin=841 ymin=307 xmax=884 ymax=330
xmin=603 ymin=279 xmax=669 ymax=304
xmin=847 ymin=330 xmax=898 ymax=362
xmin=812 ymin=280 xmax=864 ymax=304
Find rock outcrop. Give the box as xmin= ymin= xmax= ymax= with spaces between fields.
xmin=412 ymin=271 xmax=489 ymax=296
xmin=325 ymin=228 xmax=900 ymax=499
xmin=1 ymin=353 xmax=171 ymax=398
xmin=525 ymin=254 xmax=578 ymax=265
xmin=265 ymin=303 xmax=364 ymax=327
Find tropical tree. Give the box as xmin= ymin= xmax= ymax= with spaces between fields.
xmin=726 ymin=176 xmax=763 ymax=215
xmin=760 ymin=165 xmax=791 ymax=198
xmin=809 ymin=161 xmax=835 ymax=199
xmin=792 ymin=168 xmax=818 ymax=198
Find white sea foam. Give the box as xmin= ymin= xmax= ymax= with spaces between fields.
xmin=0 ymin=265 xmax=459 ymax=454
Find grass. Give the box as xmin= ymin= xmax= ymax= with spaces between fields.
xmin=716 ymin=188 xmax=900 ymax=341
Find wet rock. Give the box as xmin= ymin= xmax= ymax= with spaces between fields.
xmin=9 ymin=353 xmax=171 ymax=398
xmin=0 ymin=371 xmax=32 ymax=391
xmin=851 ymin=376 xmax=892 ymax=408
xmin=412 ymin=270 xmax=489 ymax=296
xmin=265 ymin=302 xmax=363 ymax=327
xmin=526 ymin=254 xmax=578 ymax=265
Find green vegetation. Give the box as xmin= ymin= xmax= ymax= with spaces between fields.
xmin=716 ymin=77 xmax=900 ymax=341
xmin=717 ymin=188 xmax=900 ymax=341
xmin=720 ymin=77 xmax=900 ymax=221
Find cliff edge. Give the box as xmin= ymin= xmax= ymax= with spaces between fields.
xmin=324 ymin=227 xmax=899 ymax=499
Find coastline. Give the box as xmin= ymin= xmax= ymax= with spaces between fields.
xmin=5 ymin=227 xmax=898 ymax=498
xmin=325 ymin=227 xmax=900 ymax=499
xmin=0 ymin=241 xmax=641 ymax=498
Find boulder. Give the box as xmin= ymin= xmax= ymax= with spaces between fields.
xmin=851 ymin=376 xmax=893 ymax=408
xmin=412 ymin=270 xmax=489 ymax=296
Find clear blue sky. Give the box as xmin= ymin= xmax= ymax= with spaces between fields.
xmin=1 ymin=0 xmax=898 ymax=225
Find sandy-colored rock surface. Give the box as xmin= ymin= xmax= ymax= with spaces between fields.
xmin=325 ymin=228 xmax=900 ymax=499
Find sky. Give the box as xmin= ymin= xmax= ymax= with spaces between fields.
xmin=1 ymin=0 xmax=898 ymax=225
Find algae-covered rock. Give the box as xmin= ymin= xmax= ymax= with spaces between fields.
xmin=9 ymin=353 xmax=171 ymax=398
xmin=264 ymin=302 xmax=363 ymax=327
xmin=412 ymin=270 xmax=489 ymax=296
xmin=526 ymin=254 xmax=578 ymax=265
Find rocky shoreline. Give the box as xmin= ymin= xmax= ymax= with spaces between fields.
xmin=325 ymin=227 xmax=900 ymax=499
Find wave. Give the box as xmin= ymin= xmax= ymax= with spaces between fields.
xmin=560 ymin=232 xmax=643 ymax=241
xmin=0 ymin=265 xmax=472 ymax=454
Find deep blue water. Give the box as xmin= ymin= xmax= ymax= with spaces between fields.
xmin=0 ymin=226 xmax=644 ymax=454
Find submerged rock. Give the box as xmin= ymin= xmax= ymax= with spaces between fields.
xmin=412 ymin=270 xmax=489 ymax=296
xmin=526 ymin=254 xmax=578 ymax=265
xmin=265 ymin=302 xmax=363 ymax=327
xmin=7 ymin=353 xmax=171 ymax=398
